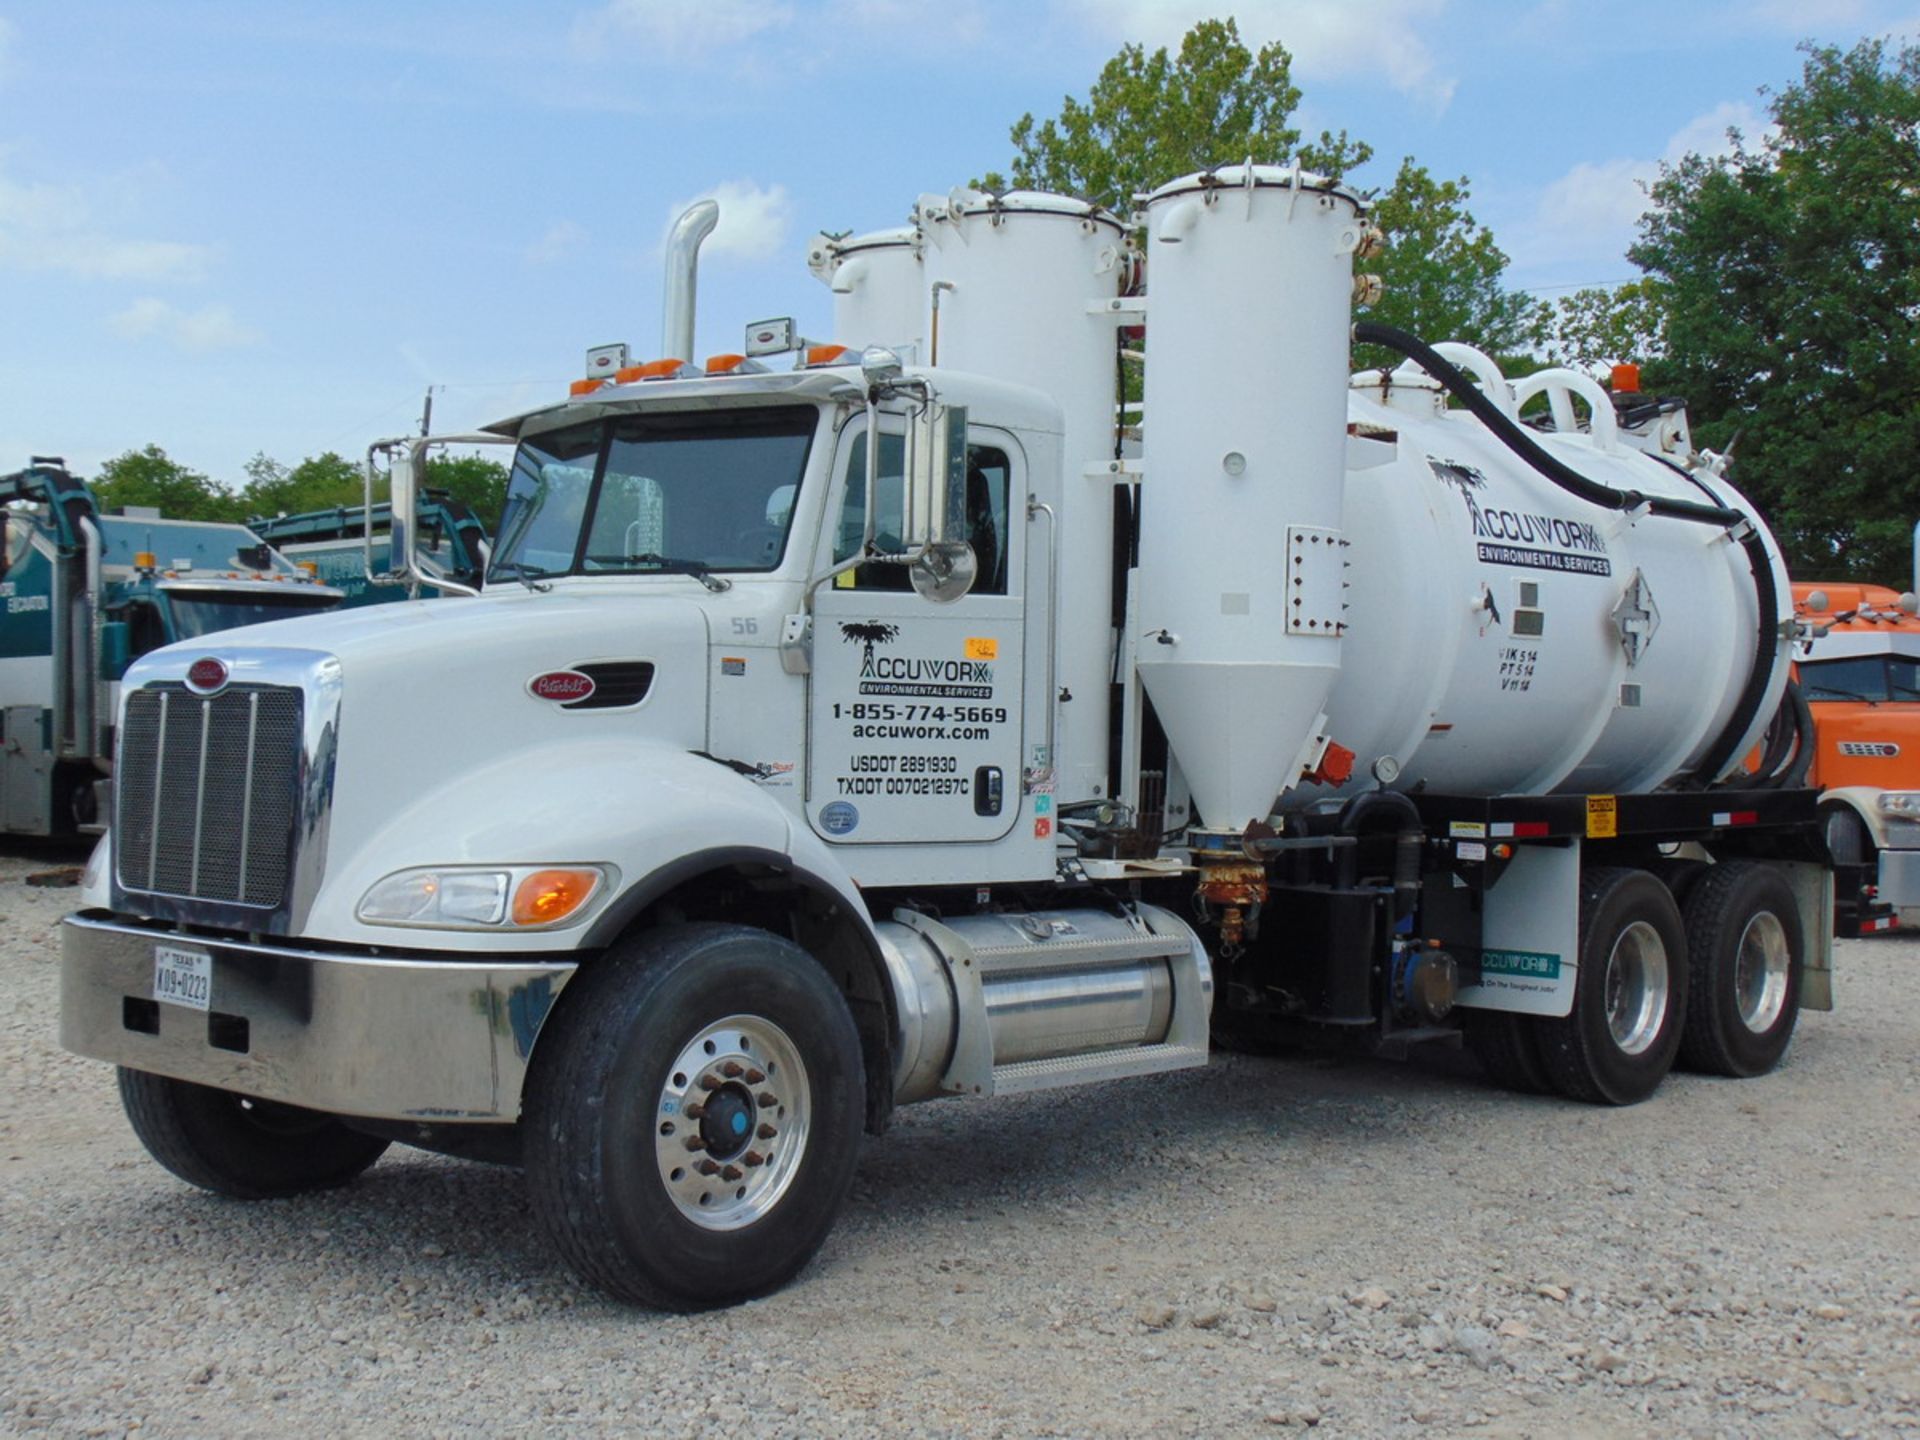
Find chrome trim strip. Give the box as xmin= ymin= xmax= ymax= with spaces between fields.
xmin=60 ymin=914 xmax=577 ymax=1122
xmin=189 ymin=695 xmax=210 ymax=894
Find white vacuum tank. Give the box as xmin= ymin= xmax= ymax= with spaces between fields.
xmin=1134 ymin=165 xmax=1367 ymax=831
xmin=1323 ymin=359 xmax=1790 ymax=802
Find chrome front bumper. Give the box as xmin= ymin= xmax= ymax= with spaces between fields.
xmin=60 ymin=914 xmax=576 ymax=1122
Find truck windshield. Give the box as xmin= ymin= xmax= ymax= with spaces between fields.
xmin=164 ymin=590 xmax=340 ymax=639
xmin=491 ymin=406 xmax=815 ymax=582
xmin=1800 ymin=655 xmax=1920 ymax=702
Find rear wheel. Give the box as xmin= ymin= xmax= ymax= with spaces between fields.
xmin=1537 ymin=867 xmax=1687 ymax=1105
xmin=1464 ymin=1008 xmax=1551 ymax=1094
xmin=1678 ymin=861 xmax=1803 ymax=1077
xmin=523 ymin=923 xmax=865 ymax=1309
xmin=117 ymin=1070 xmax=390 ymax=1199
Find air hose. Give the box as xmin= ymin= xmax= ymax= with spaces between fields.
xmin=1351 ymin=321 xmax=1782 ymax=790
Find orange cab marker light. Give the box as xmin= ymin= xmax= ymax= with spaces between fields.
xmin=1611 ymin=363 xmax=1641 ymax=393
xmin=804 ymin=343 xmax=851 ymax=368
xmin=512 ymin=868 xmax=601 ymax=927
xmin=569 ymin=378 xmax=606 ymax=397
xmin=134 ymin=551 xmax=157 ymax=569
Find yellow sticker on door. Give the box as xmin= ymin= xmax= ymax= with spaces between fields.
xmin=965 ymin=637 xmax=998 ymax=661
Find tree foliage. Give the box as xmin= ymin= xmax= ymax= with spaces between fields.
xmin=92 ymin=446 xmax=244 ymax=522
xmin=1358 ymin=159 xmax=1547 ymax=367
xmin=979 ymin=18 xmax=1369 ymax=210
xmin=981 ymin=19 xmax=1536 ymax=370
xmin=239 ymin=451 xmax=370 ymax=517
xmin=424 ymin=454 xmax=510 ymax=526
xmin=1627 ymin=38 xmax=1920 ymax=583
xmin=1542 ymin=278 xmax=1669 ymax=370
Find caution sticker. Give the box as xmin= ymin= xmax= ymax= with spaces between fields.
xmin=1586 ymin=794 xmax=1618 ymax=839
xmin=965 ymin=636 xmax=999 ymax=661
xmin=1449 ymin=821 xmax=1486 ymax=838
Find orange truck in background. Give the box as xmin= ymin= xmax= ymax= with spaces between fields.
xmin=1793 ymin=581 xmax=1920 ymax=932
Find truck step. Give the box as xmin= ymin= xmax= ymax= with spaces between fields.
xmin=991 ymin=1042 xmax=1209 ymax=1095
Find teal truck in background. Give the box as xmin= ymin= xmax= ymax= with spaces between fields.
xmin=0 ymin=458 xmax=343 ymax=837
xmin=247 ymin=493 xmax=490 ymax=608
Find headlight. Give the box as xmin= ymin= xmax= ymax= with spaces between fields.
xmin=357 ymin=864 xmax=613 ymax=930
xmin=1875 ymin=793 xmax=1920 ymax=819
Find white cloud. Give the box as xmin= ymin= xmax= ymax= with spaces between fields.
xmin=1514 ymin=99 xmax=1772 ymax=280
xmin=527 ymin=219 xmax=588 ymax=264
xmin=0 ymin=168 xmax=210 ymax=281
xmin=663 ymin=179 xmax=791 ymax=263
xmin=111 ymin=298 xmax=260 ymax=351
xmin=574 ymin=0 xmax=794 ymax=59
xmin=1061 ymin=0 xmax=1455 ymax=108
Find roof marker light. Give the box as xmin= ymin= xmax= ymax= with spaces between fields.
xmin=705 ymin=353 xmax=769 ymax=376
xmin=569 ymin=378 xmax=607 ymax=397
xmin=803 ymin=343 xmax=852 ymax=369
xmin=1611 ymin=363 xmax=1641 ymax=393
xmin=616 ymin=358 xmax=698 ymax=383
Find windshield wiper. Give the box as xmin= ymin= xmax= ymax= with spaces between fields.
xmin=490 ymin=560 xmax=555 ymax=593
xmin=595 ymin=552 xmax=731 ymax=592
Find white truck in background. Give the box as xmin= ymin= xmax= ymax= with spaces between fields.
xmin=62 ymin=173 xmax=1829 ymax=1308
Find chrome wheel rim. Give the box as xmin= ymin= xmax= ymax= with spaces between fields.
xmin=1604 ymin=920 xmax=1669 ymax=1056
xmin=653 ymin=1015 xmax=809 ymax=1231
xmin=1734 ymin=911 xmax=1791 ymax=1034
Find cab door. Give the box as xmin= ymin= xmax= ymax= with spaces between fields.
xmin=806 ymin=421 xmax=1025 ymax=845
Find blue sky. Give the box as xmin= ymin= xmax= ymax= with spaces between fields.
xmin=1 ymin=0 xmax=1912 ymax=488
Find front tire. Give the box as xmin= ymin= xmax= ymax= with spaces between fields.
xmin=1537 ymin=867 xmax=1688 ymax=1106
xmin=523 ymin=923 xmax=865 ymax=1309
xmin=117 ymin=1070 xmax=390 ymax=1199
xmin=1677 ymin=861 xmax=1802 ymax=1077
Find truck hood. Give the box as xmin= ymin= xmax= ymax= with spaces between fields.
xmin=125 ymin=589 xmax=715 ymax=921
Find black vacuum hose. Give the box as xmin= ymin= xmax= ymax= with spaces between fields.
xmin=1350 ymin=321 xmax=1783 ymax=789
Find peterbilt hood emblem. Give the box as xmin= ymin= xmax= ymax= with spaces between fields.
xmin=528 ymin=669 xmax=596 ymax=703
xmin=185 ymin=657 xmax=230 ymax=694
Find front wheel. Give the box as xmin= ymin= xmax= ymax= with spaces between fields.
xmin=523 ymin=923 xmax=866 ymax=1309
xmin=117 ymin=1070 xmax=391 ymax=1199
xmin=1536 ymin=867 xmax=1688 ymax=1106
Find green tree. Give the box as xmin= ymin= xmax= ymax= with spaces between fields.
xmin=979 ymin=18 xmax=1369 ymax=210
xmin=92 ymin=446 xmax=243 ymax=521
xmin=424 ymin=453 xmax=510 ymax=527
xmin=239 ymin=451 xmax=370 ymax=518
xmin=1357 ymin=159 xmax=1548 ymax=368
xmin=1543 ymin=278 xmax=1670 ymax=369
xmin=1629 ymin=38 xmax=1920 ymax=583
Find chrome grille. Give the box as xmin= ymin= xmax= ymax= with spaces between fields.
xmin=117 ymin=684 xmax=303 ymax=908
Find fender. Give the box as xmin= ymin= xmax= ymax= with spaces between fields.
xmin=303 ymin=739 xmax=877 ymax=954
xmin=1819 ymin=785 xmax=1912 ymax=853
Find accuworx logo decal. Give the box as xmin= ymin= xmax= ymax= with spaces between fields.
xmin=1429 ymin=455 xmax=1613 ymax=578
xmin=838 ymin=620 xmax=995 ymax=699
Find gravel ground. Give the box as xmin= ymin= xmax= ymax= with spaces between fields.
xmin=3 ymin=844 xmax=1918 ymax=1439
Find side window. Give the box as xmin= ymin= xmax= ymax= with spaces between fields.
xmin=833 ymin=433 xmax=1011 ymax=595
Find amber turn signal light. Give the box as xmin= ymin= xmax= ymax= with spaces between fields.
xmin=511 ymin=868 xmax=602 ymax=926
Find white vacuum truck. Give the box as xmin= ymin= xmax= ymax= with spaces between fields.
xmin=61 ymin=171 xmax=1828 ymax=1308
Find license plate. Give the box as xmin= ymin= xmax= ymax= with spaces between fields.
xmin=153 ymin=945 xmax=213 ymax=1012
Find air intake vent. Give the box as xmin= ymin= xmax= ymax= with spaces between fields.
xmin=564 ymin=662 xmax=656 ymax=710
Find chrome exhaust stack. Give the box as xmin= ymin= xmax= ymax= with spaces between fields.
xmin=661 ymin=199 xmax=720 ymax=363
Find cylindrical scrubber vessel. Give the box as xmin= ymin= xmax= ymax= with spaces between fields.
xmin=1134 ymin=166 xmax=1367 ymax=831
xmin=807 ymin=226 xmax=927 ymax=358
